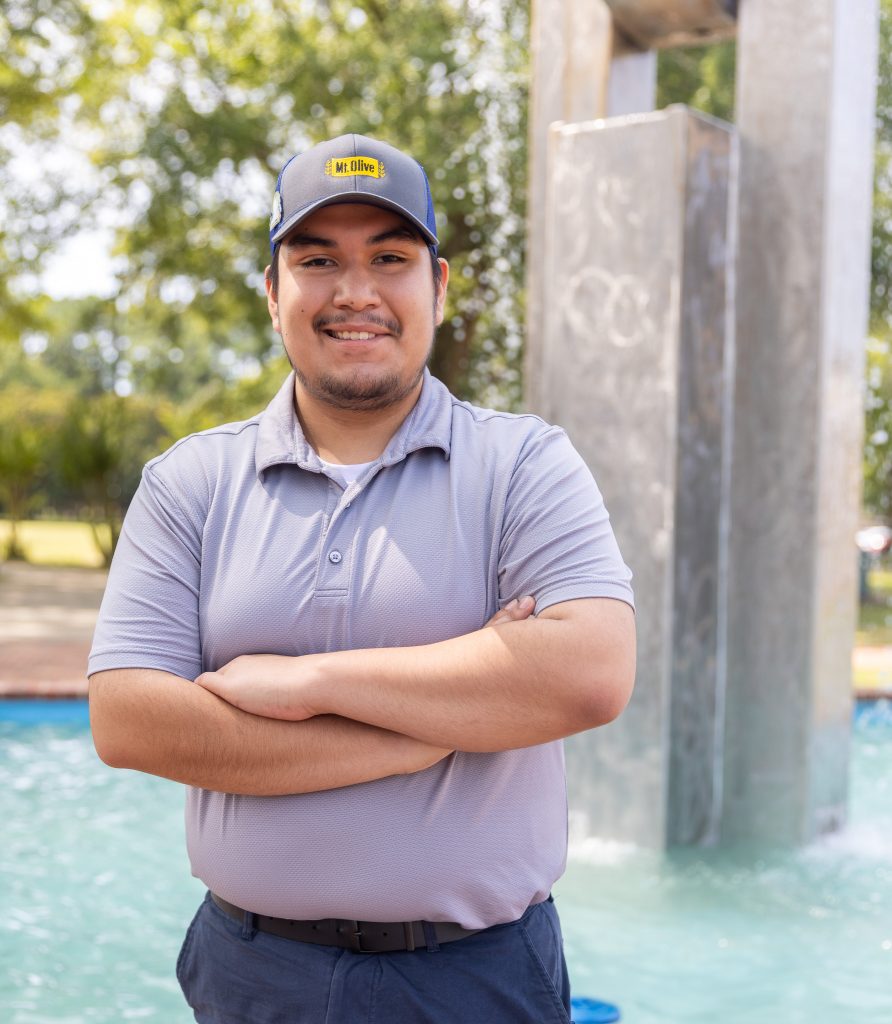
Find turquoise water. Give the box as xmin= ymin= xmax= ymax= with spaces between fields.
xmin=556 ymin=702 xmax=892 ymax=1023
xmin=2 ymin=701 xmax=891 ymax=1023
xmin=2 ymin=710 xmax=204 ymax=1022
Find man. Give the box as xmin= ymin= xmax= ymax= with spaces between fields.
xmin=88 ymin=134 xmax=636 ymax=1024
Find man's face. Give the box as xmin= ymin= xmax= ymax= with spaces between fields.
xmin=266 ymin=203 xmax=448 ymax=413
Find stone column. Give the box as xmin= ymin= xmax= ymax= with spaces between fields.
xmin=541 ymin=108 xmax=735 ymax=847
xmin=525 ymin=0 xmax=656 ymax=413
xmin=528 ymin=0 xmax=877 ymax=849
xmin=721 ymin=0 xmax=878 ymax=844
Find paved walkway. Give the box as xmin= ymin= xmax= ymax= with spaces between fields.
xmin=0 ymin=562 xmax=106 ymax=696
xmin=1 ymin=561 xmax=890 ymax=699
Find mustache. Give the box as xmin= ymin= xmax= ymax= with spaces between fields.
xmin=313 ymin=313 xmax=401 ymax=337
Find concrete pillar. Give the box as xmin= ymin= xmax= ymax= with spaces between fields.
xmin=525 ymin=0 xmax=656 ymax=413
xmin=722 ymin=0 xmax=878 ymax=843
xmin=540 ymin=108 xmax=735 ymax=847
xmin=607 ymin=53 xmax=659 ymax=117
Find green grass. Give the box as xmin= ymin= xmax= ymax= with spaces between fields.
xmin=857 ymin=601 xmax=892 ymax=643
xmin=855 ymin=560 xmax=892 ymax=691
xmin=870 ymin=567 xmax=892 ymax=593
xmin=0 ymin=519 xmax=108 ymax=568
xmin=859 ymin=563 xmax=892 ymax=645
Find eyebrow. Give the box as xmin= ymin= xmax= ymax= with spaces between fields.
xmin=368 ymin=227 xmax=420 ymax=245
xmin=284 ymin=226 xmax=421 ymax=250
xmin=285 ymin=233 xmax=334 ymax=249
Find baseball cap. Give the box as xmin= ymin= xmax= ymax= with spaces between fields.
xmin=268 ymin=134 xmax=439 ymax=256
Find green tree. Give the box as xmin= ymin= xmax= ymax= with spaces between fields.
xmin=8 ymin=2 xmax=892 ymax=523
xmin=56 ymin=393 xmax=169 ymax=565
xmin=157 ymin=353 xmax=291 ymax=440
xmin=872 ymin=0 xmax=892 ymax=335
xmin=3 ymin=0 xmax=530 ymax=408
xmin=864 ymin=337 xmax=892 ymax=520
xmin=855 ymin=0 xmax=892 ymax=520
xmin=657 ymin=39 xmax=736 ymax=121
xmin=0 ymin=385 xmax=69 ymax=558
xmin=0 ymin=417 xmax=43 ymax=558
xmin=0 ymin=1 xmax=106 ymax=345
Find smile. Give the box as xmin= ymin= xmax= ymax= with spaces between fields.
xmin=328 ymin=330 xmax=381 ymax=341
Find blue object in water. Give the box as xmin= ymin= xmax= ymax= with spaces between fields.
xmin=571 ymin=996 xmax=622 ymax=1022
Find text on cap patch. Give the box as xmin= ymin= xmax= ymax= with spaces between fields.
xmin=325 ymin=157 xmax=386 ymax=179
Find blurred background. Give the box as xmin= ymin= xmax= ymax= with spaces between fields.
xmin=3 ymin=3 xmax=892 ymax=626
xmin=0 ymin=2 xmax=731 ymax=555
xmin=2 ymin=2 xmax=891 ymax=635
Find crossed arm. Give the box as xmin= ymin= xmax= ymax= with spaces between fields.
xmin=89 ymin=596 xmax=635 ymax=796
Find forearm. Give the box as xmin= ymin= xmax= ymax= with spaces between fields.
xmin=311 ymin=607 xmax=634 ymax=751
xmin=89 ymin=669 xmax=448 ymax=795
xmin=222 ymin=598 xmax=633 ymax=752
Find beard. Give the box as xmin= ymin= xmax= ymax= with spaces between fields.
xmin=288 ymin=309 xmax=438 ymax=412
xmin=292 ymin=361 xmax=429 ymax=412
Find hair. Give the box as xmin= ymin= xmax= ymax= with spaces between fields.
xmin=267 ymin=230 xmax=442 ymax=299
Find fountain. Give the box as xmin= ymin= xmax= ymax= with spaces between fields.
xmin=525 ymin=0 xmax=879 ymax=847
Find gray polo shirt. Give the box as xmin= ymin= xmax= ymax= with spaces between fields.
xmin=89 ymin=371 xmax=633 ymax=929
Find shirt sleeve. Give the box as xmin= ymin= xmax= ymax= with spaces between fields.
xmin=498 ymin=424 xmax=634 ymax=614
xmin=88 ymin=464 xmax=204 ymax=680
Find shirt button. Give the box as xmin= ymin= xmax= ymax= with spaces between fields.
xmin=328 ymin=550 xmax=342 ymax=564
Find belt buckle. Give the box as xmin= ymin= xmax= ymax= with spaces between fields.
xmin=348 ymin=920 xmax=373 ymax=954
xmin=348 ymin=919 xmax=417 ymax=953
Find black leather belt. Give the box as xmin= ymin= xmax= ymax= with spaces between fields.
xmin=211 ymin=892 xmax=481 ymax=953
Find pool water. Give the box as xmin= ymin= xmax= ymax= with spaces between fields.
xmin=556 ymin=701 xmax=892 ymax=1023
xmin=2 ymin=706 xmax=204 ymax=1023
xmin=2 ymin=702 xmax=890 ymax=1023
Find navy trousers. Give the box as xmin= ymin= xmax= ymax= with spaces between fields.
xmin=177 ymin=891 xmax=572 ymax=1023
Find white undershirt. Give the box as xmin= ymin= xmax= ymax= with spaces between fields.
xmin=318 ymin=457 xmax=375 ymax=489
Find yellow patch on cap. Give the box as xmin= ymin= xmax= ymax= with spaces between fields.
xmin=325 ymin=156 xmax=386 ymax=179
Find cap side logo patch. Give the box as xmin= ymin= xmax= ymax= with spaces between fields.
xmin=269 ymin=190 xmax=283 ymax=230
xmin=325 ymin=156 xmax=386 ymax=179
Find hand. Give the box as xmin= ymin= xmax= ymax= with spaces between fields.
xmin=195 ymin=654 xmax=316 ymax=721
xmin=484 ymin=595 xmax=536 ymax=627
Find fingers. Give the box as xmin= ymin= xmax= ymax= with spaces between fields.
xmin=485 ymin=595 xmax=535 ymax=627
xmin=194 ymin=671 xmax=222 ymax=695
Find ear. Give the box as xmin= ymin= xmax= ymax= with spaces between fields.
xmin=434 ymin=259 xmax=449 ymax=326
xmin=265 ymin=265 xmax=280 ymax=333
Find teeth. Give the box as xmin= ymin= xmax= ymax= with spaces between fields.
xmin=331 ymin=330 xmax=377 ymax=340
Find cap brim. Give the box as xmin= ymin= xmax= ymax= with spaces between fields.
xmin=270 ymin=192 xmax=439 ymax=248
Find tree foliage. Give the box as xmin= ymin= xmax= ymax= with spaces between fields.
xmin=2 ymin=0 xmax=529 ymax=409
xmin=865 ymin=337 xmax=892 ymax=520
xmin=5 ymin=0 xmax=892 ymax=553
xmin=0 ymin=385 xmax=66 ymax=557
xmin=856 ymin=0 xmax=892 ymax=520
xmin=56 ymin=392 xmax=170 ymax=566
xmin=872 ymin=0 xmax=892 ymax=335
xmin=657 ymin=39 xmax=735 ymax=122
xmin=2 ymin=0 xmax=531 ymax=562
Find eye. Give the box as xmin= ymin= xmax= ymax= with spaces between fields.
xmin=373 ymin=252 xmax=408 ymax=265
xmin=297 ymin=256 xmax=336 ymax=269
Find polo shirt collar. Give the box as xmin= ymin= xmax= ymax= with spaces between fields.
xmin=255 ymin=369 xmax=452 ymax=477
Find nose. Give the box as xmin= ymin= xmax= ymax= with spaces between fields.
xmin=332 ymin=264 xmax=380 ymax=311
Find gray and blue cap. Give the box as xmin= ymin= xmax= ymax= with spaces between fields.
xmin=268 ymin=134 xmax=439 ymax=257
